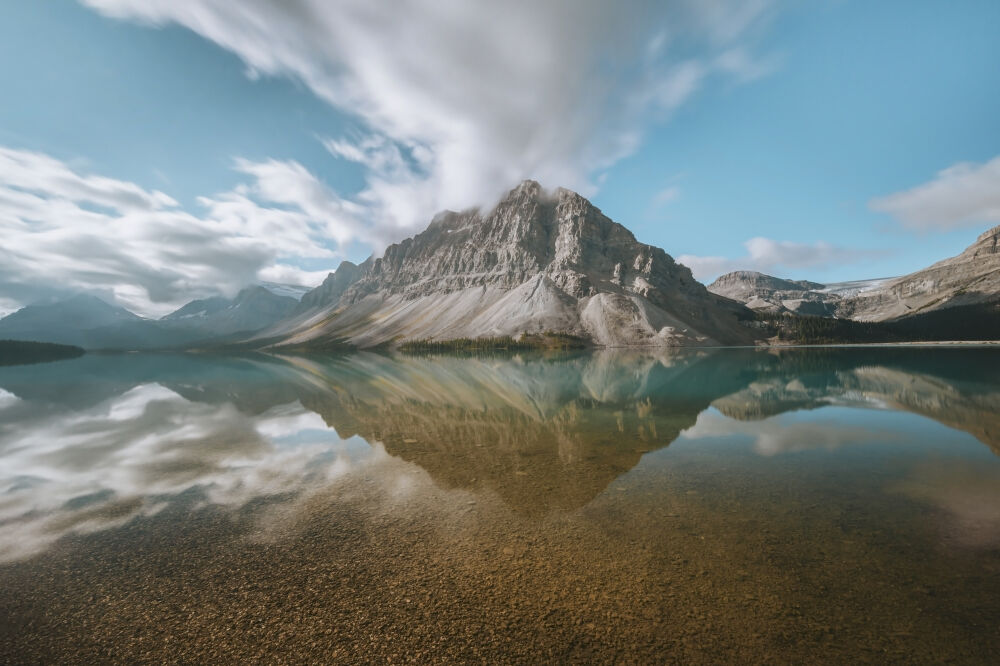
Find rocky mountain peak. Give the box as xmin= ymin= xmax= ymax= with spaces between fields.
xmin=336 ymin=180 xmax=693 ymax=307
xmin=298 ymin=260 xmax=362 ymax=311
xmin=264 ymin=181 xmax=754 ymax=348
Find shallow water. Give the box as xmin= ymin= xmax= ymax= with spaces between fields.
xmin=1 ymin=347 xmax=998 ymax=663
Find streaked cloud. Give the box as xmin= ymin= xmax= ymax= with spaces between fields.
xmin=81 ymin=0 xmax=778 ymax=237
xmin=0 ymin=146 xmax=359 ymax=316
xmin=870 ymin=155 xmax=1000 ymax=231
xmin=0 ymin=147 xmax=177 ymax=212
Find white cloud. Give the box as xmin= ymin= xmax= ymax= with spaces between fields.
xmin=870 ymin=155 xmax=1000 ymax=231
xmin=0 ymin=297 xmax=20 ymax=319
xmin=80 ymin=0 xmax=778 ymax=237
xmin=0 ymin=146 xmax=358 ymax=317
xmin=229 ymin=158 xmax=369 ymax=245
xmin=255 ymin=264 xmax=333 ymax=290
xmin=0 ymin=147 xmax=178 ymax=212
xmin=677 ymin=236 xmax=882 ymax=281
xmin=1 ymin=2 xmax=781 ymax=315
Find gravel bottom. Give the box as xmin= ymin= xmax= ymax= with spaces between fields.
xmin=2 ymin=447 xmax=999 ymax=664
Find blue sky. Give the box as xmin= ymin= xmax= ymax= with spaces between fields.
xmin=0 ymin=0 xmax=998 ymax=315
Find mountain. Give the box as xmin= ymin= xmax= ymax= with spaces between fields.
xmin=707 ymin=271 xmax=838 ymax=316
xmin=163 ymin=296 xmax=231 ymax=321
xmin=0 ymin=294 xmax=140 ymax=333
xmin=0 ymin=294 xmax=176 ymax=349
xmin=162 ymin=286 xmax=298 ymax=337
xmin=0 ymin=286 xmax=299 ymax=351
xmin=296 ymin=260 xmax=361 ymax=311
xmin=707 ymin=272 xmax=895 ymax=316
xmin=259 ymin=181 xmax=754 ymax=349
xmin=709 ymin=224 xmax=1000 ymax=326
xmin=836 ymin=224 xmax=1000 ymax=321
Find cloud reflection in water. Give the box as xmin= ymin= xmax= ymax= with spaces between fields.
xmin=0 ymin=384 xmax=378 ymax=562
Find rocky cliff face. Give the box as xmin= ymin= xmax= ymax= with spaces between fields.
xmin=836 ymin=224 xmax=1000 ymax=321
xmin=264 ymin=181 xmax=754 ymax=348
xmin=297 ymin=260 xmax=361 ymax=311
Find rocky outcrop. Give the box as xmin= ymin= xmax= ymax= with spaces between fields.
xmin=262 ymin=181 xmax=754 ymax=348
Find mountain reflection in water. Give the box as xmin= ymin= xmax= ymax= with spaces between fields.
xmin=1 ymin=347 xmax=998 ymax=561
xmin=1 ymin=347 xmax=999 ymax=662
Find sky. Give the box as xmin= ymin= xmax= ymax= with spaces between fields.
xmin=0 ymin=0 xmax=998 ymax=317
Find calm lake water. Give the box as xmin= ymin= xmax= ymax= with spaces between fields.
xmin=1 ymin=347 xmax=998 ymax=663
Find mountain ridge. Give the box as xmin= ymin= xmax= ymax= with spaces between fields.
xmin=1 ymin=190 xmax=997 ymax=351
xmin=0 ymin=286 xmax=300 ymax=350
xmin=709 ymin=224 xmax=1000 ymax=324
xmin=162 ymin=285 xmax=298 ymax=337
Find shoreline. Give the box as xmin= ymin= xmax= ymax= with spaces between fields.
xmin=753 ymin=340 xmax=1000 ymax=348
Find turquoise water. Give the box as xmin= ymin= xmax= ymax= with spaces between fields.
xmin=1 ymin=347 xmax=998 ymax=662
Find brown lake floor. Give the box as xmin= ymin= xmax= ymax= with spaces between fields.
xmin=3 ymin=440 xmax=998 ymax=664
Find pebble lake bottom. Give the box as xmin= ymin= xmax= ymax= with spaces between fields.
xmin=1 ymin=346 xmax=998 ymax=663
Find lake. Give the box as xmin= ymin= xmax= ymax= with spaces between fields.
xmin=1 ymin=347 xmax=998 ymax=663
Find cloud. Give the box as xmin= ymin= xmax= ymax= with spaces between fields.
xmin=677 ymin=237 xmax=884 ymax=281
xmin=0 ymin=147 xmax=178 ymax=212
xmin=0 ymin=146 xmax=361 ymax=316
xmin=229 ymin=158 xmax=369 ymax=245
xmin=870 ymin=155 xmax=1000 ymax=231
xmin=80 ymin=0 xmax=778 ymax=236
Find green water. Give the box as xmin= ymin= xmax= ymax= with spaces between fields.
xmin=1 ymin=347 xmax=998 ymax=663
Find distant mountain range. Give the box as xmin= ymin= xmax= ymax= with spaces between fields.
xmin=0 ymin=285 xmax=302 ymax=350
xmin=707 ymin=273 xmax=894 ymax=317
xmin=161 ymin=286 xmax=298 ymax=337
xmin=0 ymin=182 xmax=997 ymax=350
